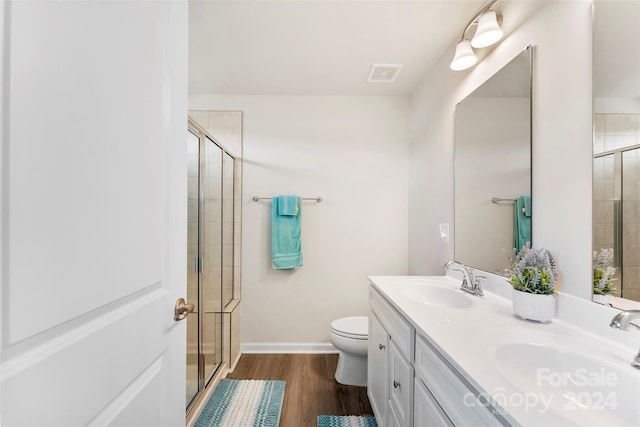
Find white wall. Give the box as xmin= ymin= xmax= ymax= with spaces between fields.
xmin=595 ymin=97 xmax=640 ymax=114
xmin=409 ymin=1 xmax=593 ymax=299
xmin=189 ymin=95 xmax=410 ymax=347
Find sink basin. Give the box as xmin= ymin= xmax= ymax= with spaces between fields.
xmin=397 ymin=278 xmax=472 ymax=309
xmin=494 ymin=342 xmax=640 ymax=425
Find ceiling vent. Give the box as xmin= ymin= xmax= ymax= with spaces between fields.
xmin=367 ymin=64 xmax=403 ymax=83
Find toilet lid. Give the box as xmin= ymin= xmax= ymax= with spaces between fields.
xmin=330 ymin=316 xmax=368 ymax=337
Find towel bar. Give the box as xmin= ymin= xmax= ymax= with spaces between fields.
xmin=492 ymin=197 xmax=527 ymax=214
xmin=491 ymin=197 xmax=515 ymax=204
xmin=252 ymin=196 xmax=323 ymax=203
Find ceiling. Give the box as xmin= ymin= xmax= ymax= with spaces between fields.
xmin=189 ymin=1 xmax=640 ymax=100
xmin=188 ymin=0 xmax=487 ymax=96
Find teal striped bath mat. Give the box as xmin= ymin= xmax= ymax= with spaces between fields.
xmin=317 ymin=415 xmax=378 ymax=427
xmin=195 ymin=379 xmax=285 ymax=427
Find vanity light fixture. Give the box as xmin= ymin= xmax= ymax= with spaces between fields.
xmin=471 ymin=10 xmax=504 ymax=48
xmin=450 ymin=40 xmax=478 ymax=71
xmin=450 ymin=0 xmax=504 ymax=71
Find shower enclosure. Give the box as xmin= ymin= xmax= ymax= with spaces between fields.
xmin=186 ymin=116 xmax=242 ymax=412
xmin=593 ymin=113 xmax=640 ymax=302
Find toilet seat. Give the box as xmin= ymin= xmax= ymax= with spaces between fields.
xmin=330 ymin=316 xmax=368 ymax=340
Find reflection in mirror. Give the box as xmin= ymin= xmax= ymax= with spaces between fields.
xmin=455 ymin=46 xmax=532 ymax=275
xmin=593 ymin=0 xmax=640 ymax=305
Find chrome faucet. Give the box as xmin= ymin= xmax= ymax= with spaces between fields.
xmin=443 ymin=260 xmax=484 ymax=296
xmin=609 ymin=309 xmax=640 ymax=369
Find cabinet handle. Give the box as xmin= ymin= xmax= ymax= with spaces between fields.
xmin=379 ymin=343 xmax=385 ymax=350
xmin=393 ymin=380 xmax=400 ymax=389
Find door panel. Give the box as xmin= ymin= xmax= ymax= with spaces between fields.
xmin=6 ymin=0 xmax=167 ymax=344
xmin=2 ymin=291 xmax=165 ymax=425
xmin=1 ymin=1 xmax=188 ymax=425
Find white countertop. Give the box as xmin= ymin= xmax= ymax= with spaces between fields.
xmin=368 ymin=275 xmax=640 ymax=427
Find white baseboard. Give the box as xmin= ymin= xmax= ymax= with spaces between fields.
xmin=241 ymin=342 xmax=339 ymax=354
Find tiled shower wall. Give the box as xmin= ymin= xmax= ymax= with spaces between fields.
xmin=594 ymin=113 xmax=640 ymax=301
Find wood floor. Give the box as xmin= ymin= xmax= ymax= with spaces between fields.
xmin=227 ymin=353 xmax=374 ymax=427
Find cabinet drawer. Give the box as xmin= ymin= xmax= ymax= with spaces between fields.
xmin=370 ymin=286 xmax=414 ymax=361
xmin=415 ymin=335 xmax=504 ymax=426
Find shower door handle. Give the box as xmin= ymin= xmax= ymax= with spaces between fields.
xmin=174 ymin=298 xmax=195 ymax=321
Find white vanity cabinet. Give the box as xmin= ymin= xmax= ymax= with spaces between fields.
xmin=368 ymin=287 xmax=415 ymax=427
xmin=368 ymin=284 xmax=505 ymax=427
xmin=414 ymin=334 xmax=504 ymax=426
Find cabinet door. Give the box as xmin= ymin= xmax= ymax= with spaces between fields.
xmin=389 ymin=340 xmax=414 ymax=427
xmin=414 ymin=378 xmax=453 ymax=427
xmin=386 ymin=405 xmax=402 ymax=427
xmin=368 ymin=310 xmax=388 ymax=424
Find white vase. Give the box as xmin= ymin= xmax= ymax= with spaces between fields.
xmin=512 ymin=289 xmax=555 ymax=322
xmin=592 ymin=294 xmax=611 ymax=305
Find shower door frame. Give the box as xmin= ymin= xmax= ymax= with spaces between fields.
xmin=594 ymin=143 xmax=640 ymax=300
xmin=187 ymin=120 xmax=238 ymax=413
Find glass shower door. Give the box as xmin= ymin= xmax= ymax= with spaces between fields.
xmin=593 ymin=147 xmax=640 ymax=301
xmin=202 ymin=136 xmax=223 ymax=385
xmin=186 ymin=120 xmax=240 ymax=413
xmin=222 ymin=152 xmax=235 ymax=307
xmin=593 ymin=153 xmax=618 ymax=264
xmin=186 ymin=130 xmax=225 ymax=411
xmin=186 ymin=130 xmax=200 ymax=408
xmin=622 ymin=148 xmax=640 ymax=300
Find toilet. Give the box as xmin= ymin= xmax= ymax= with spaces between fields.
xmin=329 ymin=316 xmax=369 ymax=386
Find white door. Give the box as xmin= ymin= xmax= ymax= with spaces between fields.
xmin=0 ymin=1 xmax=188 ymax=426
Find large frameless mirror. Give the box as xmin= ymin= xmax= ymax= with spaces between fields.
xmin=592 ymin=0 xmax=640 ymax=305
xmin=454 ymin=46 xmax=532 ymax=275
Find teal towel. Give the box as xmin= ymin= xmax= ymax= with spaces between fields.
xmin=277 ymin=195 xmax=299 ymax=216
xmin=514 ymin=196 xmax=531 ymax=253
xmin=523 ymin=195 xmax=532 ymax=217
xmin=272 ymin=196 xmax=302 ymax=269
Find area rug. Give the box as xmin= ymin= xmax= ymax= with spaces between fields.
xmin=317 ymin=415 xmax=378 ymax=427
xmin=195 ymin=379 xmax=286 ymax=427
